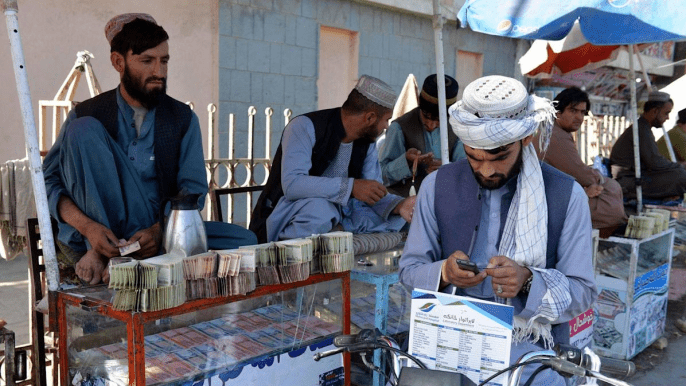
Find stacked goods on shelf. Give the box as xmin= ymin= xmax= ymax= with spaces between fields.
xmin=309 ymin=234 xmax=322 ymax=274
xmin=240 ymin=243 xmax=280 ymax=285
xmin=624 ymin=210 xmax=671 ymax=239
xmin=109 ymin=252 xmax=187 ymax=311
xmin=274 ymin=238 xmax=313 ymax=283
xmin=183 ymin=251 xmax=222 ymax=299
xmin=215 ymin=249 xmax=257 ymax=295
xmin=319 ymin=231 xmax=354 ymax=273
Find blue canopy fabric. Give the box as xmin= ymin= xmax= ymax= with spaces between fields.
xmin=457 ymin=0 xmax=686 ymax=45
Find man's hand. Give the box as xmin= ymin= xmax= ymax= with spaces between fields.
xmin=584 ymin=183 xmax=603 ymax=198
xmin=393 ymin=196 xmax=416 ymax=222
xmin=406 ymin=148 xmax=434 ymax=165
xmin=352 ymin=179 xmax=388 ymax=205
xmin=485 ymin=255 xmax=532 ymax=298
xmin=426 ymin=158 xmax=442 ymax=174
xmin=82 ymin=221 xmax=122 ymax=258
xmin=75 ymin=249 xmax=109 ymax=285
xmin=125 ymin=222 xmax=162 ymax=259
xmin=440 ymin=251 xmax=488 ymax=290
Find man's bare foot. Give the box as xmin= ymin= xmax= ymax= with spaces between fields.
xmin=75 ymin=249 xmax=108 ymax=285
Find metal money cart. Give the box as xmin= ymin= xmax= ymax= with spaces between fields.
xmin=56 ymin=272 xmax=351 ymax=386
xmin=592 ymin=228 xmax=674 ymax=360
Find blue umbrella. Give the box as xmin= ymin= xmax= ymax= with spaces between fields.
xmin=457 ymin=0 xmax=686 ymax=45
xmin=457 ymin=0 xmax=686 ymax=212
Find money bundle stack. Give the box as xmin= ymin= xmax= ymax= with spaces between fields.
xmin=645 ymin=209 xmax=671 ymax=233
xmin=624 ymin=215 xmax=656 ymax=239
xmin=109 ymin=252 xmax=186 ymax=312
xmin=216 ymin=249 xmax=257 ymax=296
xmin=240 ymin=243 xmax=280 ymax=285
xmin=352 ymin=232 xmax=403 ymax=255
xmin=320 ymin=231 xmax=354 ymax=273
xmin=183 ymin=251 xmax=221 ymax=299
xmin=274 ymin=238 xmax=313 ymax=283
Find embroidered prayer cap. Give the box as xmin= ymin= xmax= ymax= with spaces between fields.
xmin=647 ymin=91 xmax=671 ymax=103
xmin=354 ymin=75 xmax=397 ymax=110
xmin=449 ymin=75 xmax=557 ymax=151
xmin=105 ymin=13 xmax=157 ymax=45
xmin=420 ymin=74 xmax=459 ymax=107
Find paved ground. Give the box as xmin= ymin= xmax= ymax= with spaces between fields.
xmin=0 ymin=253 xmax=30 ymax=346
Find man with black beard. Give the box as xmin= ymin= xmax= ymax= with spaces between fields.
xmin=251 ymin=75 xmax=415 ymax=242
xmin=43 ymin=14 xmax=255 ymax=284
xmin=399 ymin=76 xmax=596 ymax=386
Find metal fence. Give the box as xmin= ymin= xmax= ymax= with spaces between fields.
xmin=576 ymin=113 xmax=630 ymax=165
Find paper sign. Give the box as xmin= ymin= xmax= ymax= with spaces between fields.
xmin=408 ymin=289 xmax=513 ymax=386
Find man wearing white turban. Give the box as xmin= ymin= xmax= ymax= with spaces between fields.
xmin=399 ymin=76 xmax=597 ymax=386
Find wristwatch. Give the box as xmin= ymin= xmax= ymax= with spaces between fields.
xmin=520 ymin=270 xmax=533 ymax=295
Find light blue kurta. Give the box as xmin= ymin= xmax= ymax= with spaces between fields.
xmin=43 ymin=87 xmax=208 ymax=252
xmin=399 ymin=172 xmax=597 ymax=386
xmin=267 ymin=115 xmax=406 ymax=242
xmin=378 ymin=121 xmax=466 ymax=186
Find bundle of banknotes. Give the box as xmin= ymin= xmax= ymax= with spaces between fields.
xmin=240 ymin=243 xmax=280 ymax=286
xmin=274 ymin=238 xmax=313 ymax=283
xmin=319 ymin=231 xmax=354 ymax=273
xmin=109 ymin=252 xmax=187 ymax=311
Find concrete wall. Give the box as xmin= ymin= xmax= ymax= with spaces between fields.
xmin=217 ymin=0 xmax=518 ymax=163
xmin=0 ymin=0 xmax=218 ymax=162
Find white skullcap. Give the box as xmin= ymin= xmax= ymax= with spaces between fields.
xmin=449 ymin=75 xmax=556 ymax=151
xmin=354 ymin=75 xmax=397 ymax=110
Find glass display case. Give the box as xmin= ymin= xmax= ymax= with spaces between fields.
xmin=57 ymin=272 xmax=351 ymax=386
xmin=592 ymin=228 xmax=674 ymax=359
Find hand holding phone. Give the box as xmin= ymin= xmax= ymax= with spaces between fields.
xmin=455 ymin=259 xmax=480 ymax=274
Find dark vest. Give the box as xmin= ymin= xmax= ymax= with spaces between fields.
xmin=434 ymin=159 xmax=576 ymax=344
xmin=250 ymin=108 xmax=371 ymax=243
xmin=434 ymin=159 xmax=574 ymax=270
xmin=389 ymin=107 xmax=458 ymax=197
xmin=74 ymin=88 xmax=192 ymax=205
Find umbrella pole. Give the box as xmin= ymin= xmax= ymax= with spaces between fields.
xmin=628 ymin=44 xmax=643 ymax=213
xmin=3 ymin=0 xmax=60 ymax=290
xmin=634 ymin=46 xmax=677 ymax=163
xmin=433 ymin=0 xmax=449 ymax=165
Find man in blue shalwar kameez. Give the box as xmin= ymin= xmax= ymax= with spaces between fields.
xmin=250 ymin=76 xmax=416 ymax=243
xmin=399 ymin=76 xmax=597 ymax=386
xmin=42 ymin=14 xmax=255 ymax=285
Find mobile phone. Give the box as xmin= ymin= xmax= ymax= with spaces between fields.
xmin=455 ymin=259 xmax=480 ymax=274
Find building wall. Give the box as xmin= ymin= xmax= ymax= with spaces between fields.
xmin=0 ymin=0 xmax=218 ymax=162
xmin=217 ymin=0 xmax=518 ymax=162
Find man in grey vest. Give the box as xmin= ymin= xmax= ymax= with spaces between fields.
xmin=399 ymin=76 xmax=597 ymax=386
xmin=43 ymin=14 xmax=255 ymax=285
xmin=379 ymin=74 xmax=465 ymax=197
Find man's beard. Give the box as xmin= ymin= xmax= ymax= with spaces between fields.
xmin=360 ymin=120 xmax=381 ymax=142
xmin=121 ymin=65 xmax=167 ymax=109
xmin=472 ymin=146 xmax=523 ymax=190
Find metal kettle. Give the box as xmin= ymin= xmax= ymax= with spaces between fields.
xmin=163 ymin=192 xmax=208 ymax=256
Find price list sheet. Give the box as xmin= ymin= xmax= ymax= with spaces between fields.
xmin=408 ymin=289 xmax=513 ymax=386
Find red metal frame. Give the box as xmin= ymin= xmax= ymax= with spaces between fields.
xmin=58 ymin=272 xmax=351 ymax=386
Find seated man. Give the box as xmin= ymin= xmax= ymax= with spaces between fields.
xmin=379 ymin=74 xmax=465 ymax=197
xmin=610 ymin=91 xmax=686 ymax=200
xmin=250 ymin=75 xmax=415 ymax=242
xmin=43 ymin=14 xmax=256 ymax=284
xmin=535 ymin=87 xmax=627 ymax=233
xmin=656 ymin=108 xmax=686 ymax=165
xmin=399 ymin=76 xmax=597 ymax=386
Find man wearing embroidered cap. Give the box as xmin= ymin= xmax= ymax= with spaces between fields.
xmin=43 ymin=14 xmax=256 ymax=285
xmin=251 ymin=75 xmax=416 ymax=243
xmin=379 ymin=74 xmax=466 ymax=197
xmin=399 ymin=75 xmax=597 ymax=386
xmin=610 ymin=91 xmax=686 ymax=200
